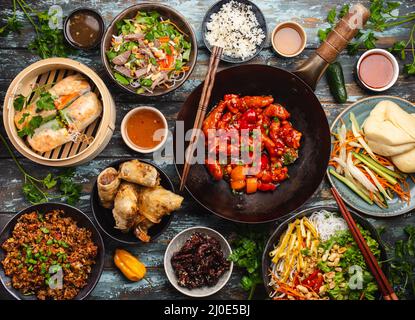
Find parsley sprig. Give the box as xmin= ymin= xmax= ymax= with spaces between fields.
xmin=0 ymin=0 xmax=74 ymax=59
xmin=0 ymin=133 xmax=82 ymax=205
xmin=318 ymin=0 xmax=415 ymax=76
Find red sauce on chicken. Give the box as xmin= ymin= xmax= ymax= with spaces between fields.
xmin=202 ymin=94 xmax=302 ymax=194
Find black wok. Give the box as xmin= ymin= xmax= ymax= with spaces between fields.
xmin=174 ymin=5 xmax=370 ymax=223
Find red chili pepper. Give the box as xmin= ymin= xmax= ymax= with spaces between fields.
xmin=257 ymin=182 xmax=277 ymax=191
xmin=304 ymin=269 xmax=319 ymax=282
xmin=241 ymin=109 xmax=257 ymax=123
xmin=260 ymin=154 xmax=269 ymax=170
xmin=302 ymin=269 xmax=324 ymax=291
xmin=238 ymin=119 xmax=256 ymax=130
xmin=313 ymin=274 xmax=324 ymax=291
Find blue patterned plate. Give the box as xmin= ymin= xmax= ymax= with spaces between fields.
xmin=327 ymin=96 xmax=415 ymax=217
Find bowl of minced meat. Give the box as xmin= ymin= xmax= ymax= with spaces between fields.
xmin=0 ymin=203 xmax=104 ymax=300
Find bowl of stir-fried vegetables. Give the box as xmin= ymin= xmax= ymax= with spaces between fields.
xmin=101 ymin=3 xmax=197 ymax=96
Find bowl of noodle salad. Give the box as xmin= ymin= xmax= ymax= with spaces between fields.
xmin=262 ymin=206 xmax=387 ymax=300
xmin=101 ymin=3 xmax=197 ymax=96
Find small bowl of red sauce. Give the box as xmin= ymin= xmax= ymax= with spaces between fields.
xmin=64 ymin=8 xmax=104 ymax=50
xmin=121 ymin=106 xmax=168 ymax=154
xmin=356 ymin=49 xmax=399 ymax=92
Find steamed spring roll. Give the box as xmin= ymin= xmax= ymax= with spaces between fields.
xmin=118 ymin=160 xmax=160 ymax=187
xmin=97 ymin=167 xmax=121 ymax=208
xmin=60 ymin=92 xmax=102 ymax=130
xmin=112 ymin=182 xmax=140 ymax=232
xmin=27 ymin=92 xmax=102 ymax=153
xmin=27 ymin=119 xmax=71 ymax=153
xmin=49 ymin=74 xmax=91 ymax=110
xmin=14 ymin=75 xmax=91 ymax=130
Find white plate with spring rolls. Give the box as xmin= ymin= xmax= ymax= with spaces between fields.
xmin=3 ymin=58 xmax=116 ymax=167
xmin=91 ymin=159 xmax=184 ymax=244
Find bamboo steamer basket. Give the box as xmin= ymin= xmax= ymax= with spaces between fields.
xmin=3 ymin=58 xmax=116 ymax=167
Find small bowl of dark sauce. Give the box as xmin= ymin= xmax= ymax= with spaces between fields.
xmin=64 ymin=8 xmax=104 ymax=50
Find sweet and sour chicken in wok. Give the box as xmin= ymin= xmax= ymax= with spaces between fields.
xmin=202 ymin=94 xmax=302 ymax=194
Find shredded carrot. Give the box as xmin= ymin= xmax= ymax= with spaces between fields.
xmin=376 ymin=155 xmax=394 ymax=167
xmin=160 ymin=67 xmax=174 ymax=71
xmin=331 ymin=127 xmax=412 ymax=205
xmin=158 ymin=36 xmax=170 ymax=43
xmin=270 ymin=273 xmax=305 ymax=300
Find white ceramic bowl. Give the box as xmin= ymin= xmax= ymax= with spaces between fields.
xmin=164 ymin=226 xmax=233 ymax=298
xmin=271 ymin=21 xmax=307 ymax=58
xmin=356 ymin=48 xmax=399 ymax=92
xmin=121 ymin=106 xmax=168 ymax=154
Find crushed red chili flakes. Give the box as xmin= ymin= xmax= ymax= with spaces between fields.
xmin=1 ymin=210 xmax=97 ymax=300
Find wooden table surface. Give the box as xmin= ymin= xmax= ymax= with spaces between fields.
xmin=0 ymin=0 xmax=414 ymax=300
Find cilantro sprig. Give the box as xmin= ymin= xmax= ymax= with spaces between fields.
xmin=0 ymin=0 xmax=23 ymax=36
xmin=384 ymin=226 xmax=415 ymax=299
xmin=0 ymin=0 xmax=74 ymax=59
xmin=35 ymin=91 xmax=55 ymax=112
xmin=318 ymin=0 xmax=415 ymax=76
xmin=0 ymin=133 xmax=82 ymax=205
xmin=389 ymin=24 xmax=415 ymax=76
xmin=13 ymin=84 xmax=56 ymax=138
xmin=228 ymin=233 xmax=266 ymax=300
xmin=17 ymin=115 xmax=43 ymax=138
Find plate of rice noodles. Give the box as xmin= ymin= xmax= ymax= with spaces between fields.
xmin=262 ymin=206 xmax=387 ymax=300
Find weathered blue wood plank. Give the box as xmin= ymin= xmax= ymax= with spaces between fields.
xmin=0 ymin=0 xmax=413 ymax=49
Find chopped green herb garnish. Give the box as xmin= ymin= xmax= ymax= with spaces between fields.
xmin=40 ymin=227 xmax=49 ymax=234
xmin=13 ymin=94 xmax=26 ymax=111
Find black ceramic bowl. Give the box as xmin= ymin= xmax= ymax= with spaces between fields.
xmin=202 ymin=0 xmax=268 ymax=63
xmin=91 ymin=159 xmax=175 ymax=245
xmin=101 ymin=3 xmax=198 ymax=96
xmin=0 ymin=203 xmax=105 ymax=300
xmin=64 ymin=8 xmax=105 ymax=50
xmin=262 ymin=206 xmax=388 ymax=300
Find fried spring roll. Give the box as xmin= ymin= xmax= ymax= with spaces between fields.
xmin=118 ymin=160 xmax=160 ymax=187
xmin=112 ymin=182 xmax=140 ymax=232
xmin=133 ymin=216 xmax=154 ymax=243
xmin=136 ymin=186 xmax=183 ymax=224
xmin=97 ymin=167 xmax=121 ymax=209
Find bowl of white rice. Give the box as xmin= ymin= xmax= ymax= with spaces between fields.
xmin=202 ymin=0 xmax=268 ymax=63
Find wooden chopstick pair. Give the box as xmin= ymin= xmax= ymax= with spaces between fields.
xmin=331 ymin=188 xmax=398 ymax=300
xmin=179 ymin=45 xmax=223 ymax=192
